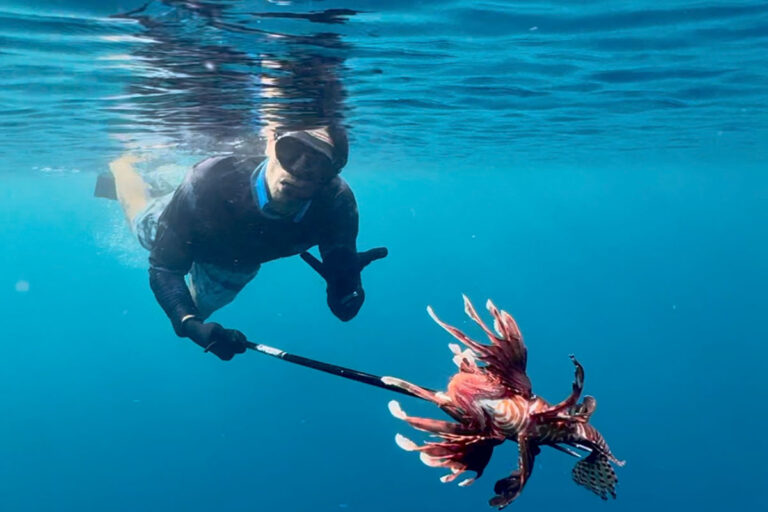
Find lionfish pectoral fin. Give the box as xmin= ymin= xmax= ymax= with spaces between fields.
xmin=572 ymin=454 xmax=619 ymax=500
xmin=388 ymin=400 xmax=476 ymax=436
xmin=389 ymin=392 xmax=503 ymax=487
xmin=388 ymin=400 xmax=407 ymax=420
xmin=381 ymin=376 xmax=451 ymax=406
xmin=407 ymin=435 xmax=502 ymax=485
xmin=489 ymin=435 xmax=537 ymax=509
xmin=394 ymin=433 xmax=419 ymax=451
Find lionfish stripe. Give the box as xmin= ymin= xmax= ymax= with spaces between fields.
xmin=485 ymin=300 xmax=511 ymax=340
xmin=462 ymin=295 xmax=500 ymax=342
xmin=427 ymin=306 xmax=486 ymax=354
xmin=499 ymin=310 xmax=522 ymax=341
xmin=534 ymin=356 xmax=585 ymax=420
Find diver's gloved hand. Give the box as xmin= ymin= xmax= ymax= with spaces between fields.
xmin=301 ymin=247 xmax=388 ymax=321
xmin=182 ymin=318 xmax=247 ymax=361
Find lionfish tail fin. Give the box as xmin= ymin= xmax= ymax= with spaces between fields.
xmin=572 ymin=455 xmax=619 ymax=500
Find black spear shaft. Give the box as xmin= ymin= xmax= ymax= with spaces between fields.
xmin=245 ymin=340 xmax=434 ymax=400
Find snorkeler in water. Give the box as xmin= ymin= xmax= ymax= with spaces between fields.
xmin=104 ymin=125 xmax=387 ymax=361
xmin=96 ymin=1 xmax=388 ymax=361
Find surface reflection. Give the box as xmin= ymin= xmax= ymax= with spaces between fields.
xmin=111 ymin=0 xmax=355 ymax=152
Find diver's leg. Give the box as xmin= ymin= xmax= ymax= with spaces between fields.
xmin=109 ymin=154 xmax=149 ymax=224
xmin=130 ymin=193 xmax=173 ymax=251
xmin=188 ymin=263 xmax=260 ymax=319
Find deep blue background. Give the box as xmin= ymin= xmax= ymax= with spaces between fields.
xmin=2 ymin=153 xmax=766 ymax=511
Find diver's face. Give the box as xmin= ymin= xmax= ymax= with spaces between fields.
xmin=267 ymin=135 xmax=336 ymax=201
xmin=267 ymin=157 xmax=324 ymax=200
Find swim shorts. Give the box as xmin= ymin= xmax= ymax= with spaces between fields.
xmin=132 ymin=192 xmax=259 ymax=319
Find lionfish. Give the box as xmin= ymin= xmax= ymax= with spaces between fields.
xmin=382 ymin=296 xmax=624 ymax=508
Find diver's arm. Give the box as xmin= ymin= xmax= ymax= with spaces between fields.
xmin=149 ymin=227 xmax=247 ymax=361
xmin=145 ymin=164 xmax=249 ymax=362
xmin=317 ymin=184 xmax=363 ymax=320
xmin=310 ymin=184 xmax=387 ymax=321
xmin=318 ymin=181 xmax=359 ymax=257
xmin=149 ymin=264 xmax=198 ymax=336
xmin=147 ymin=184 xmax=199 ymax=336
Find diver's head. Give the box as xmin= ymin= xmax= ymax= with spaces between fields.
xmin=265 ymin=125 xmax=348 ymax=201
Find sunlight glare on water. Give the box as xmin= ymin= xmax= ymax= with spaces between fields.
xmin=0 ymin=0 xmax=765 ymax=170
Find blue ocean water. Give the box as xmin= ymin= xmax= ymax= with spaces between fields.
xmin=1 ymin=1 xmax=766 ymax=511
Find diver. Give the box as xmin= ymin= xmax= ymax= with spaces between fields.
xmin=100 ymin=125 xmax=387 ymax=361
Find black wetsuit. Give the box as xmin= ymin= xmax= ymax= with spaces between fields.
xmin=148 ymin=155 xmax=359 ymax=334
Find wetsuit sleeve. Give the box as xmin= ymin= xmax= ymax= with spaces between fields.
xmin=148 ymin=179 xmax=199 ymax=336
xmin=318 ymin=183 xmax=359 ymax=258
xmin=318 ymin=184 xmax=363 ymax=321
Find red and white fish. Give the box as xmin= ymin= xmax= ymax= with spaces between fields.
xmin=383 ymin=296 xmax=624 ymax=509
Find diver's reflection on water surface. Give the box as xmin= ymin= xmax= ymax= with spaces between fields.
xmin=110 ymin=0 xmax=358 ymax=150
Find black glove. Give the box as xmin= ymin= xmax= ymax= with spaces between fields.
xmin=182 ymin=318 xmax=247 ymax=361
xmin=301 ymin=247 xmax=388 ymax=321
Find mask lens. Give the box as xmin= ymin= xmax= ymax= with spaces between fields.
xmin=276 ymin=137 xmax=334 ymax=181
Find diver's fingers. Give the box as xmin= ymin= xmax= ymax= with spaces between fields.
xmin=358 ymin=247 xmax=388 ymax=269
xmin=300 ymin=251 xmax=326 ymax=278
